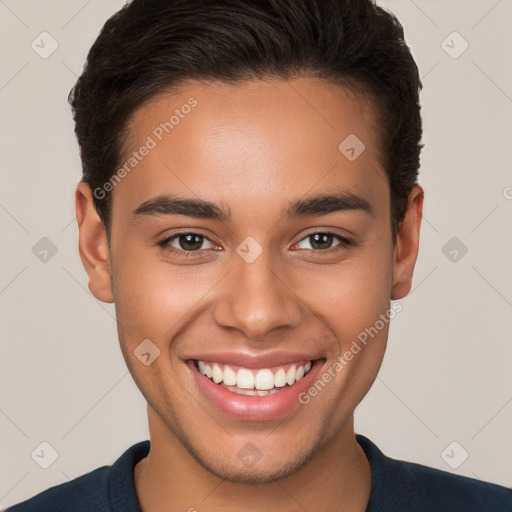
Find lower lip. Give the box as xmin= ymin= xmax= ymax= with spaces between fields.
xmin=188 ymin=359 xmax=325 ymax=421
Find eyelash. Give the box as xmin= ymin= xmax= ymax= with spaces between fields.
xmin=157 ymin=231 xmax=353 ymax=259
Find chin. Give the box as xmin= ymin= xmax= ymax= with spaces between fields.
xmin=198 ymin=458 xmax=308 ymax=485
xmin=188 ymin=439 xmax=320 ymax=485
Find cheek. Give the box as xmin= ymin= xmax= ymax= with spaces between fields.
xmin=291 ymin=245 xmax=393 ymax=403
xmin=324 ymin=251 xmax=394 ymax=398
xmin=295 ymin=250 xmax=393 ymax=334
xmin=297 ymin=265 xmax=392 ymax=422
xmin=111 ymin=253 xmax=218 ymax=342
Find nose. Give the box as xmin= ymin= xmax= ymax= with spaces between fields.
xmin=213 ymin=246 xmax=303 ymax=340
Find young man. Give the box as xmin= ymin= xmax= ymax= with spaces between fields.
xmin=7 ymin=0 xmax=512 ymax=511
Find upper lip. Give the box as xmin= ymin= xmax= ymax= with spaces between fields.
xmin=184 ymin=351 xmax=323 ymax=369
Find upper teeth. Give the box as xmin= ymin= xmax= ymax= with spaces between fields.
xmin=197 ymin=360 xmax=313 ymax=391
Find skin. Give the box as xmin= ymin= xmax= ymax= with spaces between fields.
xmin=75 ymin=77 xmax=423 ymax=511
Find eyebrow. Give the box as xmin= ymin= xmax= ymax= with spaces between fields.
xmin=131 ymin=190 xmax=374 ymax=222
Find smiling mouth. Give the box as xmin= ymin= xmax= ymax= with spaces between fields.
xmin=193 ymin=359 xmax=315 ymax=396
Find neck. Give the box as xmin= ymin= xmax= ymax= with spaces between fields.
xmin=134 ymin=407 xmax=371 ymax=512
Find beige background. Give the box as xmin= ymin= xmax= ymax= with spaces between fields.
xmin=1 ymin=0 xmax=511 ymax=508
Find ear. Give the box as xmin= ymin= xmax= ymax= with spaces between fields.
xmin=391 ymin=186 xmax=424 ymax=300
xmin=75 ymin=182 xmax=114 ymax=303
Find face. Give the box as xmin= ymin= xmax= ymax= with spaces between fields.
xmin=76 ymin=77 xmax=422 ymax=483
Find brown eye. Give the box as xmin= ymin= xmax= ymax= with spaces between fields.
xmin=158 ymin=232 xmax=216 ymax=256
xmin=295 ymin=232 xmax=351 ymax=252
xmin=173 ymin=233 xmax=205 ymax=251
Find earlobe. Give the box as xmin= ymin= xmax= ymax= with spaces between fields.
xmin=75 ymin=182 xmax=114 ymax=303
xmin=391 ymin=186 xmax=424 ymax=300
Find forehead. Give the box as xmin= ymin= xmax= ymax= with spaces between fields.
xmin=112 ymin=77 xmax=388 ymax=220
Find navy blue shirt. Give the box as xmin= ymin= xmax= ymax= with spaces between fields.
xmin=6 ymin=435 xmax=512 ymax=511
